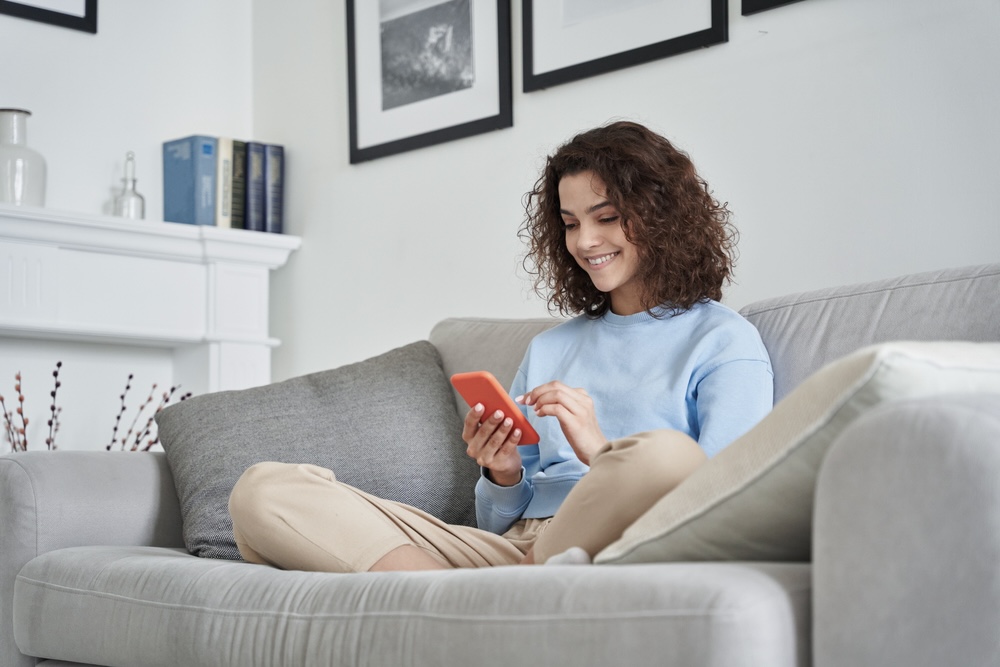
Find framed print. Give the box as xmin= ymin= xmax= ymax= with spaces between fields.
xmin=742 ymin=0 xmax=807 ymax=15
xmin=523 ymin=0 xmax=727 ymax=92
xmin=346 ymin=0 xmax=512 ymax=164
xmin=0 ymin=0 xmax=97 ymax=33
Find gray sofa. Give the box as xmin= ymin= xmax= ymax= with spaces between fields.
xmin=2 ymin=263 xmax=998 ymax=667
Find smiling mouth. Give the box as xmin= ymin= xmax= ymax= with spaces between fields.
xmin=587 ymin=252 xmax=619 ymax=267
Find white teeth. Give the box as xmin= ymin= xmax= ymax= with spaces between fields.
xmin=588 ymin=252 xmax=618 ymax=266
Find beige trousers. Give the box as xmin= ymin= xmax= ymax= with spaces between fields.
xmin=228 ymin=429 xmax=706 ymax=572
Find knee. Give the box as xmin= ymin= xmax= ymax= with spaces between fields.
xmin=229 ymin=462 xmax=331 ymax=527
xmin=229 ymin=462 xmax=283 ymax=527
xmin=595 ymin=430 xmax=707 ymax=486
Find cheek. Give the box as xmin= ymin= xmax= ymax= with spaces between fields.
xmin=624 ymin=247 xmax=643 ymax=274
xmin=563 ymin=233 xmax=577 ymax=255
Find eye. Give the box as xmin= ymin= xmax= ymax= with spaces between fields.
xmin=563 ymin=222 xmax=579 ymax=231
xmin=598 ymin=215 xmax=620 ymax=224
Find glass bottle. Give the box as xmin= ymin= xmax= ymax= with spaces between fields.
xmin=114 ymin=151 xmax=145 ymax=220
xmin=0 ymin=108 xmax=46 ymax=206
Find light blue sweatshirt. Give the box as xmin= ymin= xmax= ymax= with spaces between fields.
xmin=475 ymin=301 xmax=774 ymax=535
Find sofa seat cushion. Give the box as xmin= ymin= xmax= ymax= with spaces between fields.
xmin=14 ymin=546 xmax=810 ymax=667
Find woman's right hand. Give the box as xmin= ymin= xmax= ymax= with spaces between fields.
xmin=462 ymin=403 xmax=523 ymax=487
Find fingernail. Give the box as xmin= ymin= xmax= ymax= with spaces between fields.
xmin=514 ymin=395 xmax=524 ymax=404
xmin=474 ymin=404 xmax=484 ymax=413
xmin=503 ymin=418 xmax=513 ymax=428
xmin=512 ymin=429 xmax=521 ymax=439
xmin=494 ymin=410 xmax=503 ymax=420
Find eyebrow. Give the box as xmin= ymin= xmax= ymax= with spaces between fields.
xmin=559 ymin=200 xmax=612 ymax=216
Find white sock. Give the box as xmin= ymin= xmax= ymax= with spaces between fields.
xmin=544 ymin=546 xmax=592 ymax=565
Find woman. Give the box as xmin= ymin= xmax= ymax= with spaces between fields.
xmin=229 ymin=121 xmax=773 ymax=572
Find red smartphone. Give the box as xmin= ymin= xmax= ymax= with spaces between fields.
xmin=450 ymin=371 xmax=540 ymax=445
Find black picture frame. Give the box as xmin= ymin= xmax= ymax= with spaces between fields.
xmin=742 ymin=0 xmax=808 ymax=16
xmin=523 ymin=0 xmax=727 ymax=92
xmin=0 ymin=0 xmax=97 ymax=33
xmin=346 ymin=0 xmax=512 ymax=164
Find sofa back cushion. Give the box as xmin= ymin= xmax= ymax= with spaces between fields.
xmin=157 ymin=341 xmax=477 ymax=560
xmin=430 ymin=317 xmax=561 ymax=415
xmin=740 ymin=263 xmax=1000 ymax=402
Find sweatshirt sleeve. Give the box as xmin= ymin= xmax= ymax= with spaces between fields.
xmin=473 ymin=365 xmax=535 ymax=534
xmin=693 ymin=357 xmax=774 ymax=458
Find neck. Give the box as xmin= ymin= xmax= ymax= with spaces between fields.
xmin=609 ymin=291 xmax=644 ymax=316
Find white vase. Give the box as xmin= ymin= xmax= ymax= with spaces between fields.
xmin=0 ymin=108 xmax=46 ymax=206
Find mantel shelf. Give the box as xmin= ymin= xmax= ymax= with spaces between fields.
xmin=0 ymin=202 xmax=301 ymax=268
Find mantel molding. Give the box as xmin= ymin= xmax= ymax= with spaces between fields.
xmin=0 ymin=203 xmax=301 ymax=268
xmin=0 ymin=203 xmax=301 ymax=396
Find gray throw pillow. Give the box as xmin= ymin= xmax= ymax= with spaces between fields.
xmin=156 ymin=341 xmax=478 ymax=560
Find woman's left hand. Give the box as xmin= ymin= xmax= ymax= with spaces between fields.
xmin=517 ymin=381 xmax=607 ymax=465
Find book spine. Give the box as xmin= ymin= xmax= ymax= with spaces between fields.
xmin=162 ymin=135 xmax=217 ymax=226
xmin=215 ymin=137 xmax=234 ymax=228
xmin=245 ymin=142 xmax=266 ymax=232
xmin=263 ymin=144 xmax=284 ymax=234
xmin=230 ymin=140 xmax=247 ymax=230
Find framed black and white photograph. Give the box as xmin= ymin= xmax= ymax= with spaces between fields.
xmin=346 ymin=0 xmax=512 ymax=164
xmin=523 ymin=0 xmax=727 ymax=92
xmin=0 ymin=0 xmax=97 ymax=33
xmin=742 ymin=0 xmax=808 ymax=16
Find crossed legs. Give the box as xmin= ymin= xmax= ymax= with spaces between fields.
xmin=228 ymin=429 xmax=706 ymax=572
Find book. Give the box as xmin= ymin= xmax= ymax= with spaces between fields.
xmin=214 ymin=137 xmax=234 ymax=228
xmin=263 ymin=144 xmax=284 ymax=234
xmin=162 ymin=135 xmax=217 ymax=226
xmin=230 ymin=140 xmax=247 ymax=230
xmin=245 ymin=142 xmax=266 ymax=232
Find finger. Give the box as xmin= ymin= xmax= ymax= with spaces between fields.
xmin=532 ymin=402 xmax=574 ymax=422
xmin=531 ymin=387 xmax=592 ymax=415
xmin=467 ymin=409 xmax=506 ymax=455
xmin=462 ymin=403 xmax=486 ymax=440
xmin=520 ymin=380 xmax=570 ymax=406
xmin=477 ymin=416 xmax=514 ymax=466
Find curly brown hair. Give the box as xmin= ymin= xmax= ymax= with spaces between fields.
xmin=520 ymin=121 xmax=738 ymax=318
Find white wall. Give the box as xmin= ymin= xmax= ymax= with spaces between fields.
xmin=0 ymin=0 xmax=253 ymax=216
xmin=3 ymin=0 xmax=998 ymax=388
xmin=0 ymin=0 xmax=254 ymax=450
xmin=254 ymin=0 xmax=1000 ymax=381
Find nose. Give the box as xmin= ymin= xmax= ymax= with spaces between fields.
xmin=576 ymin=220 xmax=602 ymax=251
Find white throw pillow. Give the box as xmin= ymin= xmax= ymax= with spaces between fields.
xmin=595 ymin=342 xmax=1000 ymax=565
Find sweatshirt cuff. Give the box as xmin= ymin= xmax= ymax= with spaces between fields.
xmin=476 ymin=467 xmax=531 ymax=514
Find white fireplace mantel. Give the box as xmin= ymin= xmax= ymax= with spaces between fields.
xmin=0 ymin=204 xmax=301 ymax=408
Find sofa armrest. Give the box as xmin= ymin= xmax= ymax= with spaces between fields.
xmin=813 ymin=394 xmax=1000 ymax=667
xmin=0 ymin=451 xmax=183 ymax=667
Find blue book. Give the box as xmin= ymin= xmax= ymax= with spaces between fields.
xmin=245 ymin=142 xmax=266 ymax=232
xmin=263 ymin=144 xmax=284 ymax=234
xmin=162 ymin=135 xmax=217 ymax=225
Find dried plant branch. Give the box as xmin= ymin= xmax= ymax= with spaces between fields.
xmin=5 ymin=366 xmax=189 ymax=454
xmin=107 ymin=374 xmax=133 ymax=451
xmin=0 ymin=394 xmax=18 ymax=450
xmin=133 ymin=385 xmax=191 ymax=451
xmin=15 ymin=373 xmax=28 ymax=451
xmin=45 ymin=361 xmax=62 ymax=450
xmin=122 ymin=383 xmax=157 ymax=451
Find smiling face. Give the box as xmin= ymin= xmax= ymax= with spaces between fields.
xmin=558 ymin=171 xmax=644 ymax=316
